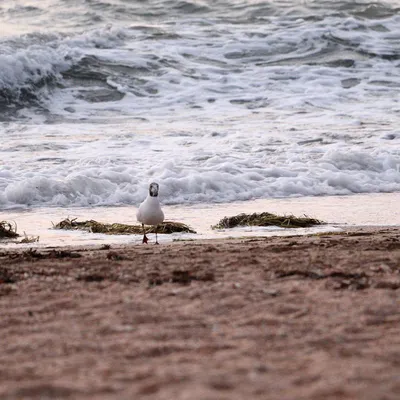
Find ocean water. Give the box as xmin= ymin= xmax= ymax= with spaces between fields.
xmin=1 ymin=0 xmax=400 ymax=211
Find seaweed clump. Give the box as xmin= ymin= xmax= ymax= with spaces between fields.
xmin=54 ymin=218 xmax=196 ymax=235
xmin=0 ymin=221 xmax=19 ymax=239
xmin=212 ymin=212 xmax=323 ymax=230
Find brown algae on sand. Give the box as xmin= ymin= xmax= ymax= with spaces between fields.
xmin=212 ymin=212 xmax=323 ymax=229
xmin=0 ymin=221 xmax=38 ymax=243
xmin=0 ymin=221 xmax=19 ymax=238
xmin=54 ymin=218 xmax=196 ymax=235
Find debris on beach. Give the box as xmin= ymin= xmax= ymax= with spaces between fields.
xmin=20 ymin=232 xmax=40 ymax=244
xmin=0 ymin=221 xmax=39 ymax=244
xmin=0 ymin=221 xmax=19 ymax=239
xmin=53 ymin=218 xmax=196 ymax=235
xmin=0 ymin=267 xmax=15 ymax=285
xmin=212 ymin=212 xmax=323 ymax=229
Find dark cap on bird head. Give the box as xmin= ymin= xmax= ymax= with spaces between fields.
xmin=149 ymin=182 xmax=159 ymax=197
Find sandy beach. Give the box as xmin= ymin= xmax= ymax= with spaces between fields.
xmin=2 ymin=0 xmax=400 ymax=398
xmin=1 ymin=227 xmax=400 ymax=399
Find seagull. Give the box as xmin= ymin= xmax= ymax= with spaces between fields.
xmin=136 ymin=182 xmax=165 ymax=244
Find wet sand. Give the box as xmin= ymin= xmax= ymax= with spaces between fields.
xmin=1 ymin=227 xmax=400 ymax=399
xmin=1 ymin=192 xmax=399 ymax=248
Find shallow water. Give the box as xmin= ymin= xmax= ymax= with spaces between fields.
xmin=0 ymin=192 xmax=398 ymax=248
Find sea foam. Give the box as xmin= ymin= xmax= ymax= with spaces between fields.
xmin=0 ymin=124 xmax=399 ymax=208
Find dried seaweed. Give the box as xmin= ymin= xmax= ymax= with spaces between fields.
xmin=54 ymin=218 xmax=196 ymax=235
xmin=212 ymin=212 xmax=323 ymax=229
xmin=0 ymin=221 xmax=19 ymax=239
xmin=20 ymin=232 xmax=40 ymax=243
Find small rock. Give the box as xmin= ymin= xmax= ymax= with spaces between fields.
xmin=370 ymin=264 xmax=391 ymax=273
xmin=263 ymin=288 xmax=280 ymax=297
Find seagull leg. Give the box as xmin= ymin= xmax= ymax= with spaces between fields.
xmin=142 ymin=223 xmax=148 ymax=244
xmin=155 ymin=225 xmax=159 ymax=245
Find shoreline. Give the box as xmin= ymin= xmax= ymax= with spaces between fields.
xmin=1 ymin=226 xmax=400 ymax=399
xmin=0 ymin=192 xmax=399 ymax=248
xmin=0 ymin=224 xmax=398 ymax=252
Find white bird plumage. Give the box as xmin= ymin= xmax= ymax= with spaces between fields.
xmin=136 ymin=182 xmax=164 ymax=244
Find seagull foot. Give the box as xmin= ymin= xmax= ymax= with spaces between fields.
xmin=142 ymin=235 xmax=149 ymax=244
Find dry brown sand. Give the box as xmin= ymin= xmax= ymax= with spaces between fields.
xmin=1 ymin=227 xmax=400 ymax=399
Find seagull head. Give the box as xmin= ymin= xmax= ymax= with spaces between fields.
xmin=149 ymin=182 xmax=159 ymax=197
